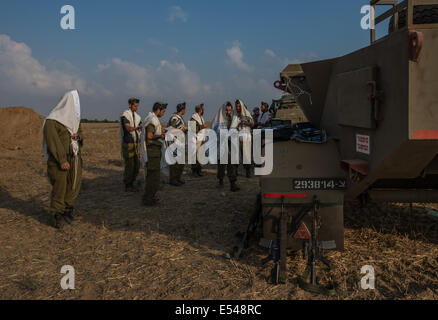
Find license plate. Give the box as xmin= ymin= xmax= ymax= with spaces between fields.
xmin=293 ymin=178 xmax=347 ymax=190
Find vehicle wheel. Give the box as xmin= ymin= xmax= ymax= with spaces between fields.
xmin=389 ymin=5 xmax=438 ymax=33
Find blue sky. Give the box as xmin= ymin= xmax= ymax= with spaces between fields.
xmin=0 ymin=0 xmax=389 ymax=120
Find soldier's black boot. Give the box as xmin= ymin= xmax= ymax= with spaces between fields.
xmin=246 ymin=168 xmax=252 ymax=178
xmin=63 ymin=206 xmax=76 ymax=223
xmin=170 ymin=180 xmax=181 ymax=187
xmin=142 ymin=197 xmax=158 ymax=207
xmin=125 ymin=184 xmax=139 ymax=192
xmin=177 ymin=179 xmax=185 ymax=185
xmin=217 ymin=179 xmax=224 ymax=188
xmin=197 ymin=169 xmax=205 ymax=177
xmin=63 ymin=210 xmax=73 ymax=225
xmin=54 ymin=213 xmax=68 ymax=230
xmin=230 ymin=182 xmax=240 ymax=192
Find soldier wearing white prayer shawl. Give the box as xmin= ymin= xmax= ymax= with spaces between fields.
xmin=141 ymin=102 xmax=167 ymax=206
xmin=211 ymin=102 xmax=240 ymax=192
xmin=235 ymin=99 xmax=254 ymax=178
xmin=120 ymin=97 xmax=142 ymax=192
xmin=42 ymin=90 xmax=83 ymax=229
xmin=190 ymin=104 xmax=207 ymax=177
xmin=167 ymin=103 xmax=187 ymax=186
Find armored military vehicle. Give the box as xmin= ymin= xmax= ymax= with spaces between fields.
xmin=246 ymin=0 xmax=438 ymax=293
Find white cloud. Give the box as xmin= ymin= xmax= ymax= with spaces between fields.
xmin=168 ymin=6 xmax=188 ymax=23
xmin=158 ymin=60 xmax=201 ymax=96
xmin=97 ymin=58 xmax=158 ymax=96
xmin=95 ymin=58 xmax=204 ymax=100
xmin=226 ymin=41 xmax=253 ymax=72
xmin=265 ymin=49 xmax=277 ymax=58
xmin=0 ymin=34 xmax=286 ymax=120
xmin=0 ymin=34 xmax=86 ymax=96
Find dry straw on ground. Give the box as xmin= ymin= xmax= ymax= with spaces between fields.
xmin=0 ymin=108 xmax=437 ymax=300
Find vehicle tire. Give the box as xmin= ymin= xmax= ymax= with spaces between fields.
xmin=389 ymin=5 xmax=438 ymax=33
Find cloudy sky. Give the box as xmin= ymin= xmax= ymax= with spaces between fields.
xmin=0 ymin=0 xmax=378 ymax=121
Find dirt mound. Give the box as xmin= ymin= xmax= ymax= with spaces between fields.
xmin=0 ymin=107 xmax=43 ymax=150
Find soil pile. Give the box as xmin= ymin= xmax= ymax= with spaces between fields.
xmin=0 ymin=107 xmax=43 ymax=150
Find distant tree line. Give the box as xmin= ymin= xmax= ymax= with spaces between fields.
xmin=81 ymin=118 xmax=119 ymax=123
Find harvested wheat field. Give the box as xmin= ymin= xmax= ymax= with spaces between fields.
xmin=0 ymin=107 xmax=437 ymax=300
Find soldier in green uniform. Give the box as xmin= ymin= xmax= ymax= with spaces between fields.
xmin=120 ymin=98 xmax=142 ymax=192
xmin=190 ymin=104 xmax=207 ymax=177
xmin=142 ymin=102 xmax=168 ymax=206
xmin=43 ymin=90 xmax=83 ymax=229
xmin=213 ymin=102 xmax=240 ymax=192
xmin=168 ymin=102 xmax=187 ymax=186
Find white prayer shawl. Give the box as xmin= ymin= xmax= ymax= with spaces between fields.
xmin=168 ymin=113 xmax=186 ymax=130
xmin=211 ymin=103 xmax=240 ymax=161
xmin=119 ymin=108 xmax=142 ymax=157
xmin=211 ymin=104 xmax=239 ymax=133
xmin=166 ymin=114 xmax=186 ymax=160
xmin=236 ymin=100 xmax=253 ymax=164
xmin=43 ymin=90 xmax=81 ymax=161
xmin=258 ymin=111 xmax=271 ymax=126
xmin=141 ymin=112 xmax=163 ymax=168
xmin=190 ymin=112 xmax=207 ymax=149
xmin=166 ymin=114 xmax=186 ymax=150
xmin=42 ymin=90 xmax=81 ymax=190
xmin=191 ymin=112 xmax=205 ymax=127
xmin=236 ymin=99 xmax=254 ymax=131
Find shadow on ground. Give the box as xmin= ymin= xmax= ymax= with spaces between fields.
xmin=0 ymin=186 xmax=52 ymax=227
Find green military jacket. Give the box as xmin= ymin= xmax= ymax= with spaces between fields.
xmin=44 ymin=119 xmax=83 ymax=166
xmin=145 ymin=123 xmax=163 ymax=151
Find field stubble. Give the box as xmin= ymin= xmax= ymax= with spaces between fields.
xmin=0 ymin=122 xmax=437 ymax=300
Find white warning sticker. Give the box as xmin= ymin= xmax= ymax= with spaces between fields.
xmin=321 ymin=240 xmax=337 ymax=250
xmin=356 ymin=134 xmax=370 ymax=155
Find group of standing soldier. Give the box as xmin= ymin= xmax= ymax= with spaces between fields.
xmin=42 ymin=90 xmax=272 ymax=229
xmin=120 ymin=97 xmax=273 ymax=205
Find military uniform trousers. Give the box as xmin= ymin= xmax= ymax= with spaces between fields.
xmin=143 ymin=145 xmax=162 ymax=201
xmin=217 ymin=149 xmax=237 ymax=183
xmin=47 ymin=156 xmax=82 ymax=214
xmin=122 ymin=142 xmax=140 ymax=186
xmin=170 ymin=163 xmax=185 ymax=182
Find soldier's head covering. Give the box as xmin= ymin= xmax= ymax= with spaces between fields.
xmin=46 ymin=90 xmax=81 ymax=133
xmin=235 ymin=99 xmax=252 ymax=119
xmin=211 ymin=102 xmax=237 ymax=133
xmin=43 ymin=90 xmax=81 ymax=160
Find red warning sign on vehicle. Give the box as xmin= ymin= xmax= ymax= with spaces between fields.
xmin=356 ymin=134 xmax=370 ymax=155
xmin=294 ymin=223 xmax=311 ymax=239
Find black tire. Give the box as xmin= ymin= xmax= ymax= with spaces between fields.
xmin=389 ymin=5 xmax=438 ymax=33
